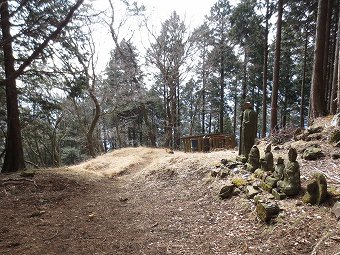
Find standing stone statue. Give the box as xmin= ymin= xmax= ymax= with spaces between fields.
xmin=277 ymin=148 xmax=301 ymax=196
xmin=239 ymin=102 xmax=257 ymax=160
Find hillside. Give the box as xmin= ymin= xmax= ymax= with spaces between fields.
xmin=0 ymin=142 xmax=340 ymax=254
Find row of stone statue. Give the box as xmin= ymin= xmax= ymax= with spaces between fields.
xmin=237 ymin=102 xmax=327 ymax=204
xmin=246 ymin=144 xmax=301 ymax=197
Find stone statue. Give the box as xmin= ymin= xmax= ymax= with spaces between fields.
xmin=239 ymin=102 xmax=257 ymax=160
xmin=277 ymin=148 xmax=301 ymax=196
xmin=246 ymin=145 xmax=260 ymax=173
xmin=260 ymin=143 xmax=274 ymax=172
xmin=273 ymin=157 xmax=285 ymax=180
xmin=302 ymin=173 xmax=328 ymax=205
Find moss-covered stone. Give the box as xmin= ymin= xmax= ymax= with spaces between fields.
xmin=245 ymin=185 xmax=260 ymax=199
xmin=256 ymin=201 xmax=280 ymax=222
xmin=265 ymin=176 xmax=277 ymax=189
xmin=210 ymin=168 xmax=220 ymax=177
xmin=306 ymin=125 xmax=323 ymax=134
xmin=302 ymin=147 xmax=324 ymax=160
xmin=272 ymin=188 xmax=286 ymax=200
xmin=231 ymin=177 xmax=248 ymax=187
xmin=216 ymin=181 xmax=235 ymax=199
xmin=20 ymin=169 xmax=36 ymax=178
xmin=236 ymin=155 xmax=247 ymax=163
xmin=302 ymin=173 xmax=328 ymax=205
xmin=220 ymin=168 xmax=230 ymax=178
xmin=329 ymin=129 xmax=340 ymax=144
xmin=254 ymin=169 xmax=265 ymax=179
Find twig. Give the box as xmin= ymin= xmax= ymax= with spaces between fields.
xmin=311 ymin=231 xmax=332 ymax=255
xmin=0 ymin=178 xmax=38 ymax=188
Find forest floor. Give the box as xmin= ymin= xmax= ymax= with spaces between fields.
xmin=1 ymin=120 xmax=340 ymax=254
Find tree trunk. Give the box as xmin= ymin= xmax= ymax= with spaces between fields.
xmin=219 ymin=52 xmax=225 ymax=134
xmin=270 ymin=0 xmax=283 ymax=133
xmin=233 ymin=81 xmax=238 ymax=135
xmin=1 ymin=0 xmax=26 ymax=172
xmin=311 ymin=0 xmax=330 ymax=118
xmin=332 ymin=6 xmax=340 ymax=114
xmin=202 ymin=58 xmax=206 ymax=134
xmin=86 ymin=89 xmax=101 ymax=158
xmin=241 ymin=48 xmax=248 ymax=104
xmin=141 ymin=104 xmax=156 ymax=147
xmin=323 ymin=0 xmax=333 ymax=108
xmin=261 ymin=0 xmax=269 ymax=138
xmin=300 ymin=30 xmax=309 ymax=127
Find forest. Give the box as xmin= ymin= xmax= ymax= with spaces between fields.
xmin=0 ymin=0 xmax=339 ymax=172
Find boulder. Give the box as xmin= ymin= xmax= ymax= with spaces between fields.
xmin=210 ymin=168 xmax=220 ymax=177
xmin=245 ymin=185 xmax=260 ymax=199
xmin=302 ymin=173 xmax=328 ymax=205
xmin=220 ymin=168 xmax=230 ymax=178
xmin=307 ymin=133 xmax=323 ymax=141
xmin=306 ymin=125 xmax=323 ymax=134
xmin=272 ymin=188 xmax=287 ymax=200
xmin=256 ymin=201 xmax=280 ymax=222
xmin=302 ymin=147 xmax=324 ymax=160
xmin=254 ymin=169 xmax=265 ymax=179
xmin=329 ymin=129 xmax=340 ymax=144
xmin=216 ymin=181 xmax=235 ymax=199
xmin=264 ymin=176 xmax=277 ymax=190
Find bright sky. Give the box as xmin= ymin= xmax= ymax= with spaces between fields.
xmin=90 ymin=0 xmax=218 ymax=72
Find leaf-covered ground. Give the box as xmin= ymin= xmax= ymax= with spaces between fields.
xmin=0 ymin=145 xmax=340 ymax=255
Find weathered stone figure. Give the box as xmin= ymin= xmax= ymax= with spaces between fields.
xmin=302 ymin=173 xmax=328 ymax=205
xmin=239 ymin=102 xmax=257 ymax=159
xmin=246 ymin=145 xmax=260 ymax=172
xmin=277 ymin=148 xmax=301 ymax=196
xmin=273 ymin=157 xmax=285 ymax=180
xmin=260 ymin=143 xmax=274 ymax=172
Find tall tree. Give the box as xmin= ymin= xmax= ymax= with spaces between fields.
xmin=311 ymin=0 xmax=331 ymax=118
xmin=0 ymin=0 xmax=84 ymax=172
xmin=207 ymin=0 xmax=231 ymax=134
xmin=261 ymin=0 xmax=272 ymax=137
xmin=270 ymin=0 xmax=284 ymax=132
xmin=147 ymin=11 xmax=193 ymax=148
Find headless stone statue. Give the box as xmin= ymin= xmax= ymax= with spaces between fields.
xmin=277 ymin=148 xmax=301 ymax=196
xmin=239 ymin=102 xmax=257 ymax=160
xmin=246 ymin=145 xmax=260 ymax=173
xmin=260 ymin=143 xmax=274 ymax=172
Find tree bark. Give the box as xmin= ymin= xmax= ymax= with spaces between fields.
xmin=332 ymin=6 xmax=340 ymax=113
xmin=311 ymin=0 xmax=330 ymax=118
xmin=219 ymin=49 xmax=225 ymax=134
xmin=300 ymin=31 xmax=309 ymax=127
xmin=270 ymin=0 xmax=283 ymax=133
xmin=1 ymin=0 xmax=26 ymax=172
xmin=86 ymin=88 xmax=101 ymax=158
xmin=261 ymin=0 xmax=269 ymax=138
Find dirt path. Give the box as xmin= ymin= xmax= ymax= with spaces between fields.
xmin=1 ymin=147 xmax=340 ymax=254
